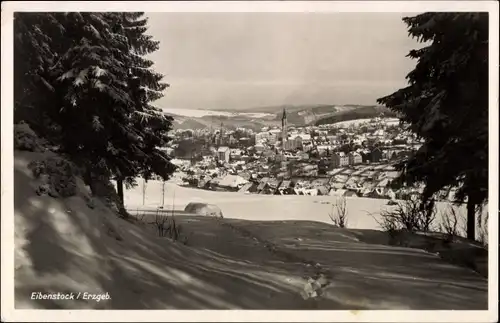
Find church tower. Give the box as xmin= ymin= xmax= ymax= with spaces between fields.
xmin=281 ymin=108 xmax=288 ymax=152
xmin=218 ymin=121 xmax=224 ymax=147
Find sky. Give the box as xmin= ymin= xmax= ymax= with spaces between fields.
xmin=145 ymin=12 xmax=422 ymax=111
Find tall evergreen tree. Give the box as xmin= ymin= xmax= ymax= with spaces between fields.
xmin=377 ymin=13 xmax=489 ymax=240
xmin=14 ymin=13 xmax=63 ymax=140
xmin=115 ymin=12 xmax=177 ymax=202
xmin=14 ymin=12 xmax=176 ymax=209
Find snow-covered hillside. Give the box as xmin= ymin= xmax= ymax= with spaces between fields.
xmin=162 ymin=108 xmax=274 ymax=119
xmin=332 ymin=118 xmax=401 ymax=128
xmin=11 ymin=149 xmax=489 ymax=312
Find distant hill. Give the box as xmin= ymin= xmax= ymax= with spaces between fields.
xmin=167 ymin=104 xmax=398 ymax=131
xmin=314 ymin=106 xmax=398 ymax=126
xmin=170 ymin=113 xmax=280 ymax=132
xmin=171 ymin=117 xmax=209 ymax=130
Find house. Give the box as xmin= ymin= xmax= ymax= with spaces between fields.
xmin=284 ymin=135 xmax=303 ymax=151
xmin=230 ymin=149 xmax=243 ymax=160
xmin=344 ymin=190 xmax=358 ymax=197
xmin=197 ymin=178 xmax=210 ymax=189
xmin=237 ymin=171 xmax=252 ymax=181
xmin=303 ymin=188 xmax=318 ymax=196
xmin=316 ymin=185 xmax=330 ymax=196
xmin=254 ymin=143 xmax=265 ymax=153
xmin=370 ymin=147 xmax=383 ymax=163
xmin=383 ymin=149 xmax=396 ymax=160
xmin=207 ymin=178 xmax=221 ymax=190
xmin=396 ymin=150 xmax=414 ymax=160
xmin=377 ymin=178 xmax=390 ymax=188
xmin=368 ymin=187 xmax=394 ymax=199
xmin=348 ymin=152 xmax=362 ymax=165
xmin=267 ymin=178 xmax=282 ymax=193
xmin=294 ymin=188 xmax=305 ymax=195
xmin=256 ymin=177 xmax=270 ymax=194
xmin=329 ymin=188 xmax=347 ymax=197
xmin=238 ymin=181 xmax=258 ymax=194
xmin=217 ymin=146 xmax=230 ymax=163
xmin=218 ymin=174 xmax=248 ymax=191
xmin=299 ymin=152 xmax=310 ymax=160
xmin=332 ymin=152 xmax=349 ymax=167
xmin=361 ymin=151 xmax=371 ymax=163
xmin=277 ymin=180 xmax=295 ymax=195
xmin=329 ymin=181 xmax=345 ymax=190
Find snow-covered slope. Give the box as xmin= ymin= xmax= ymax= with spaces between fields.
xmin=13 ymin=151 xmax=488 ymax=311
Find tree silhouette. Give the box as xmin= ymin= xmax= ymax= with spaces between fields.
xmin=377 ymin=13 xmax=488 ymax=240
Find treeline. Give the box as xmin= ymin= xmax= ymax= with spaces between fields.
xmin=314 ymin=106 xmax=399 ymax=126
xmin=14 ymin=12 xmax=176 ymax=206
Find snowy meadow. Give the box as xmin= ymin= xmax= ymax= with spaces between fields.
xmin=119 ymin=178 xmax=489 ymax=239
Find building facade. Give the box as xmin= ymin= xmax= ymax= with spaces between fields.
xmin=348 ymin=152 xmax=362 ymax=165
xmin=332 ymin=152 xmax=349 ymax=167
xmin=217 ymin=146 xmax=230 ymax=163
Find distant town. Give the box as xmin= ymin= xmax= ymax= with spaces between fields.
xmin=164 ymin=109 xmax=458 ymax=202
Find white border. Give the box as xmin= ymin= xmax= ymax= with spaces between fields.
xmin=1 ymin=1 xmax=498 ymax=322
xmin=0 ymin=1 xmax=497 ymax=13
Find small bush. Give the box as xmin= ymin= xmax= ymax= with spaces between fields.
xmin=135 ymin=210 xmax=147 ymax=223
xmin=477 ymin=212 xmax=489 ymax=247
xmin=328 ymin=197 xmax=348 ymax=228
xmin=14 ymin=122 xmax=45 ymax=152
xmin=154 ymin=209 xmax=188 ymax=244
xmin=28 ymin=156 xmax=78 ymax=197
xmin=439 ymin=205 xmax=461 ymax=242
xmin=376 ymin=197 xmax=437 ymax=233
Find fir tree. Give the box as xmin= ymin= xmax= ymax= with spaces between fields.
xmin=114 ymin=12 xmax=177 ymax=203
xmin=14 ymin=13 xmax=63 ymax=140
xmin=14 ymin=12 xmax=177 ymax=210
xmin=377 ymin=13 xmax=489 ymax=240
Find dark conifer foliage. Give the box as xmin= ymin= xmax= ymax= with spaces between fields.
xmin=14 ymin=12 xmax=177 ymax=207
xmin=377 ymin=13 xmax=489 ymax=240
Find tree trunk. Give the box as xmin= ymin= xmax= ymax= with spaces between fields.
xmin=84 ymin=168 xmax=96 ymax=194
xmin=466 ymin=198 xmax=476 ymax=241
xmin=116 ymin=177 xmax=128 ymax=217
xmin=116 ymin=177 xmax=124 ymax=206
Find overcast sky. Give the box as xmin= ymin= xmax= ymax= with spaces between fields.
xmin=145 ymin=12 xmax=422 ymax=111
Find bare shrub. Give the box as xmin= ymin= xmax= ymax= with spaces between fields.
xmin=328 ymin=197 xmax=348 ymax=228
xmin=439 ymin=205 xmax=461 ymax=242
xmin=154 ymin=209 xmax=169 ymax=237
xmin=153 ymin=191 xmax=189 ymax=245
xmin=165 ymin=216 xmax=181 ymax=241
xmin=134 ymin=209 xmax=147 ymax=223
xmin=477 ymin=212 xmax=489 ymax=247
xmin=377 ymin=197 xmax=437 ymax=233
xmin=155 ymin=214 xmax=189 ymax=245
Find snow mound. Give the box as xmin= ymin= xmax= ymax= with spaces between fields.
xmin=184 ymin=202 xmax=224 ymax=218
